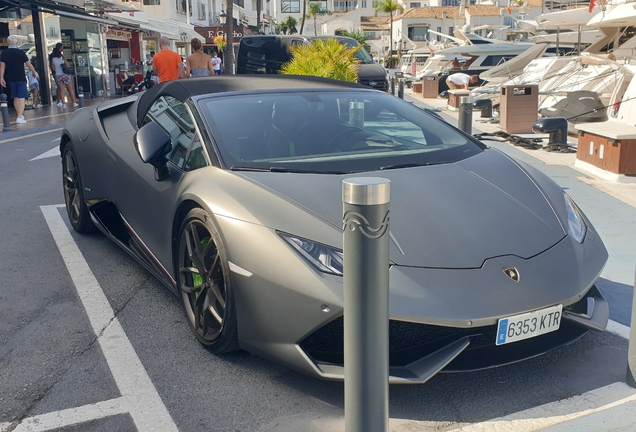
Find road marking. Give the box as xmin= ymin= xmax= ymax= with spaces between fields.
xmin=50 ymin=137 xmax=61 ymax=142
xmin=443 ymin=382 xmax=636 ymax=432
xmin=1 ymin=398 xmax=127 ymax=432
xmin=23 ymin=205 xmax=179 ymax=432
xmin=30 ymin=146 xmax=60 ymax=161
xmin=608 ymin=319 xmax=630 ymax=340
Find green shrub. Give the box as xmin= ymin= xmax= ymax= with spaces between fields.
xmin=280 ymin=38 xmax=360 ymax=83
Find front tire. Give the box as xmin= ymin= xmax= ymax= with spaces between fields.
xmin=62 ymin=142 xmax=97 ymax=233
xmin=177 ymin=208 xmax=238 ymax=353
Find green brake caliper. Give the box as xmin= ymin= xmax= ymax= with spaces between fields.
xmin=191 ymin=237 xmax=211 ymax=300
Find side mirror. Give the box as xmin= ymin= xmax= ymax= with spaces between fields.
xmin=134 ymin=122 xmax=171 ymax=181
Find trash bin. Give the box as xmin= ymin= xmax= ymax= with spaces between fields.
xmin=500 ymin=85 xmax=539 ymax=134
xmin=422 ymin=75 xmax=438 ymax=98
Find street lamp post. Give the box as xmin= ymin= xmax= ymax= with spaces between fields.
xmin=219 ymin=10 xmax=227 ymax=73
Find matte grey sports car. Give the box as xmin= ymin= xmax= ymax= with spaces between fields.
xmin=61 ymin=75 xmax=609 ymax=383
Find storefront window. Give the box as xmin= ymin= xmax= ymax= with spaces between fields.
xmin=0 ymin=8 xmax=108 ymax=104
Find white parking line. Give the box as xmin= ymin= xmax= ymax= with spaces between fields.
xmin=1 ymin=398 xmax=127 ymax=432
xmin=16 ymin=205 xmax=179 ymax=432
xmin=607 ymin=319 xmax=631 ymax=340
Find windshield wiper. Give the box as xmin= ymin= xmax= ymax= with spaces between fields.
xmin=230 ymin=166 xmax=347 ymax=174
xmin=230 ymin=166 xmax=270 ymax=172
xmin=269 ymin=167 xmax=348 ymax=174
xmin=379 ymin=162 xmax=446 ymax=170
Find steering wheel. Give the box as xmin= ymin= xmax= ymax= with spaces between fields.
xmin=326 ymin=127 xmax=365 ymax=152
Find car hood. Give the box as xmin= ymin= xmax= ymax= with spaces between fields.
xmin=237 ymin=149 xmax=566 ymax=268
xmin=357 ymin=62 xmax=388 ymax=79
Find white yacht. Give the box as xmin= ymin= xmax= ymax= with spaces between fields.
xmin=473 ymin=0 xmax=636 ymax=126
xmin=416 ymin=25 xmax=534 ymax=92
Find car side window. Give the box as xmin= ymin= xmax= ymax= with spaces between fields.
xmin=143 ymin=95 xmax=196 ymax=170
xmin=184 ymin=135 xmax=207 ymax=171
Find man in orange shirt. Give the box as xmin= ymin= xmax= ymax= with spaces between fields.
xmin=152 ymin=36 xmax=185 ymax=83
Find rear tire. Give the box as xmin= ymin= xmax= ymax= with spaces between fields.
xmin=177 ymin=208 xmax=239 ymax=353
xmin=62 ymin=142 xmax=97 ymax=233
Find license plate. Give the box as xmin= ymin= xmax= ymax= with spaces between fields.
xmin=496 ymin=304 xmax=563 ymax=346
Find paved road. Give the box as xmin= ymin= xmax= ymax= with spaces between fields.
xmin=0 ymin=125 xmax=634 ymax=431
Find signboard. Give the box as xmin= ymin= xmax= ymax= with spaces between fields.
xmin=195 ymin=26 xmax=249 ymax=44
xmin=106 ymin=29 xmax=132 ymax=40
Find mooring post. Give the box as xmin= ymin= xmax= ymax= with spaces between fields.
xmin=343 ymin=177 xmax=391 ymax=432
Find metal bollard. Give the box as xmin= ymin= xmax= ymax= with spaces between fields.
xmin=349 ymin=101 xmax=364 ymax=128
xmin=343 ymin=177 xmax=390 ymax=432
xmin=1 ymin=93 xmax=10 ymax=132
xmin=398 ymin=80 xmax=404 ymax=99
xmin=78 ymin=86 xmax=84 ymax=108
xmin=390 ymin=77 xmax=395 ymax=96
xmin=473 ymin=99 xmax=493 ymax=118
xmin=627 ymin=265 xmax=636 ymax=388
xmin=458 ymin=95 xmax=473 ymax=135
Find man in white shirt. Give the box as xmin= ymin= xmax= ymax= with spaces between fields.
xmin=211 ymin=53 xmax=222 ymax=75
xmin=446 ymin=73 xmax=478 ymax=90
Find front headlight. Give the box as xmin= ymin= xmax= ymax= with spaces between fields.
xmin=278 ymin=232 xmax=343 ymax=276
xmin=564 ymin=193 xmax=587 ymax=243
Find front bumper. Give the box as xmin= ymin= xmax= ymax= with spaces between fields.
xmin=300 ymin=285 xmax=608 ymax=383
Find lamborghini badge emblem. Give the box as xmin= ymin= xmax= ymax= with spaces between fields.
xmin=503 ymin=267 xmax=520 ymax=282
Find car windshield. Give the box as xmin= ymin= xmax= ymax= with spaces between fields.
xmin=198 ymin=90 xmax=484 ymax=174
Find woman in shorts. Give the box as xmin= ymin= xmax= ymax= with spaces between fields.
xmin=50 ymin=46 xmax=77 ymax=107
xmin=27 ymin=57 xmax=42 ymax=108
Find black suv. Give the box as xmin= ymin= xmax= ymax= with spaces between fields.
xmin=236 ymin=35 xmax=389 ymax=92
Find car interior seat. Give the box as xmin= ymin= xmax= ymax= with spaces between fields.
xmin=264 ymin=100 xmax=310 ymax=158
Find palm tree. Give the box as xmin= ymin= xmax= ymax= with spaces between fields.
xmin=257 ymin=0 xmax=262 ymax=34
xmin=339 ymin=30 xmax=369 ymax=46
xmin=374 ymin=0 xmax=403 ymax=59
xmin=299 ymin=0 xmax=307 ymax=34
xmin=280 ymin=16 xmax=298 ymax=34
xmin=306 ymin=3 xmax=332 ymax=36
xmin=224 ymin=0 xmax=235 ymax=74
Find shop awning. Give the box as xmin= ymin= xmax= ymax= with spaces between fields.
xmin=112 ymin=14 xmax=172 ymax=36
xmin=176 ymin=25 xmax=205 ymax=43
xmin=146 ymin=19 xmax=180 ymax=40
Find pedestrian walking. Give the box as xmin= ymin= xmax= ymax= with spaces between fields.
xmin=446 ymin=73 xmax=478 ymax=90
xmin=27 ymin=57 xmax=42 ymax=108
xmin=211 ymin=52 xmax=222 ymax=76
xmin=50 ymin=44 xmax=77 ymax=107
xmin=186 ymin=38 xmax=216 ymax=77
xmin=152 ymin=36 xmax=185 ymax=83
xmin=0 ymin=35 xmax=39 ymax=124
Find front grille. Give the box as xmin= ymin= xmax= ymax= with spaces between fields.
xmin=359 ymin=78 xmax=389 ymax=92
xmin=299 ymin=292 xmax=595 ymax=372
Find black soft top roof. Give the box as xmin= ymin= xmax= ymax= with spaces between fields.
xmin=136 ymin=75 xmax=365 ymax=128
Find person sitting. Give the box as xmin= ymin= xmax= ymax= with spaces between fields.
xmin=121 ymin=71 xmax=136 ymax=94
xmin=135 ymin=70 xmax=158 ymax=92
xmin=451 ymin=57 xmax=461 ymax=69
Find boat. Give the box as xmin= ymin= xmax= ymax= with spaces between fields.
xmin=416 ymin=25 xmax=535 ymax=93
